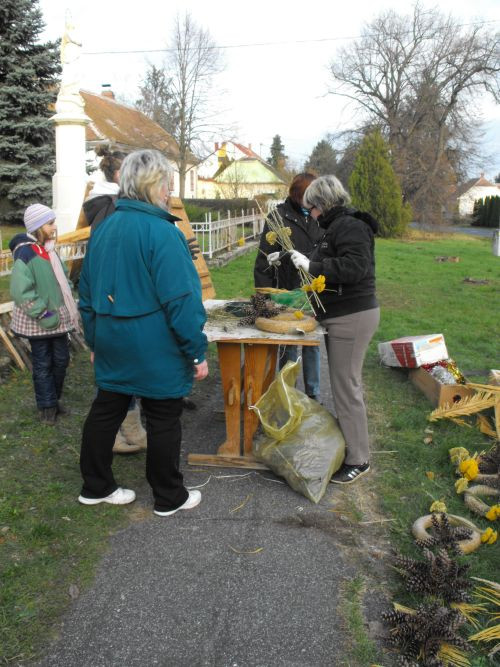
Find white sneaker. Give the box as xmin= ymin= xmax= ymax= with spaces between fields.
xmin=154 ymin=490 xmax=201 ymax=517
xmin=78 ymin=487 xmax=136 ymax=506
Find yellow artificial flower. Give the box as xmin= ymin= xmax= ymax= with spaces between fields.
xmin=485 ymin=504 xmax=500 ymax=521
xmin=237 ymin=238 xmax=245 ymax=247
xmin=454 ymin=477 xmax=469 ymax=494
xmin=481 ymin=528 xmax=498 ymax=545
xmin=283 ymin=227 xmax=292 ymax=237
xmin=459 ymin=458 xmax=479 ymax=481
xmin=449 ymin=447 xmax=470 ymax=465
xmin=313 ymin=275 xmax=326 ymax=293
xmin=293 ymin=311 xmax=304 ymax=320
xmin=302 ymin=275 xmax=326 ymax=293
xmin=425 ymin=471 xmax=435 ymax=480
xmin=265 ymin=231 xmax=277 ymax=246
xmin=430 ymin=500 xmax=447 ymax=514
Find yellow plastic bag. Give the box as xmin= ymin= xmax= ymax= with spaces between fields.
xmin=251 ymin=360 xmax=345 ymax=503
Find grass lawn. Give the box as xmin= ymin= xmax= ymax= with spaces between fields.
xmin=0 ymin=232 xmax=498 ymax=664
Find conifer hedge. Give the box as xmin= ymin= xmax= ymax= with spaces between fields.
xmin=471 ymin=196 xmax=500 ymax=228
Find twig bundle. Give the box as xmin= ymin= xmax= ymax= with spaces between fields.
xmin=261 ymin=204 xmax=325 ymax=313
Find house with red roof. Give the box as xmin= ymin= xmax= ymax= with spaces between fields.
xmin=81 ymin=88 xmax=198 ymax=198
xmin=197 ymin=140 xmax=285 ymax=198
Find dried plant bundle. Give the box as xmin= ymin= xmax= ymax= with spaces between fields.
xmin=259 ymin=203 xmax=325 ymax=313
xmin=429 ymin=392 xmax=497 ymax=422
xmin=466 ymin=382 xmax=500 ymax=394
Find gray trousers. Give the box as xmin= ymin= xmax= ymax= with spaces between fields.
xmin=322 ymin=307 xmax=380 ymax=465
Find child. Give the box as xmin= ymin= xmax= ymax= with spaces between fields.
xmin=9 ymin=204 xmax=80 ymax=424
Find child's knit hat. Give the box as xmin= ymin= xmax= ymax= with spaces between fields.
xmin=24 ymin=204 xmax=56 ymax=234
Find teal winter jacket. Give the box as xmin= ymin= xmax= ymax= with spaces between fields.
xmin=78 ymin=199 xmax=208 ymax=399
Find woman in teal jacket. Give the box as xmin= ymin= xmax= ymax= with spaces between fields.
xmin=78 ymin=149 xmax=208 ymax=516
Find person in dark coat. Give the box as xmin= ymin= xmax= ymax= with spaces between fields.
xmin=254 ymin=173 xmax=323 ymax=400
xmin=78 ymin=149 xmax=208 ymax=516
xmin=291 ymin=175 xmax=380 ymax=485
xmin=82 ymin=145 xmax=126 ymax=233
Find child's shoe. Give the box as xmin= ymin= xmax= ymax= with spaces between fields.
xmin=39 ymin=407 xmax=57 ymax=425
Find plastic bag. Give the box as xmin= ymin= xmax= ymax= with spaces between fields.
xmin=269 ymin=288 xmax=312 ymax=312
xmin=251 ymin=360 xmax=345 ymax=503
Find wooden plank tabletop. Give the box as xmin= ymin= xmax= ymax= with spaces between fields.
xmin=203 ymin=299 xmax=321 ymax=346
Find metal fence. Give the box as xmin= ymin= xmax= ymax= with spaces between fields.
xmin=0 ymin=241 xmax=88 ymax=277
xmin=190 ymin=209 xmax=265 ymax=258
xmin=0 ymin=210 xmax=266 ymax=276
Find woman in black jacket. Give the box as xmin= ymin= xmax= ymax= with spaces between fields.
xmin=291 ymin=175 xmax=380 ymax=484
xmin=254 ymin=173 xmax=323 ymax=400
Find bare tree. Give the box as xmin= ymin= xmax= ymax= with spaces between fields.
xmin=166 ymin=13 xmax=223 ymax=198
xmin=136 ymin=64 xmax=178 ymax=136
xmin=329 ymin=3 xmax=499 ymax=221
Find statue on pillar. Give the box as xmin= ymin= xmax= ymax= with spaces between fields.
xmin=55 ymin=11 xmax=85 ymax=115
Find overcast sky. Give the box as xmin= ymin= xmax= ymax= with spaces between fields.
xmin=38 ymin=0 xmax=500 ymax=177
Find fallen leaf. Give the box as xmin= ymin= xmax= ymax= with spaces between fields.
xmin=425 ymin=471 xmax=435 ymax=480
xmin=423 ymin=436 xmax=433 ymax=445
xmin=228 ymin=545 xmax=263 ymax=555
xmin=424 ymin=427 xmax=434 ymax=434
xmin=68 ymin=584 xmax=79 ymax=599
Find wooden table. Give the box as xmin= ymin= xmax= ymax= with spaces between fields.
xmin=188 ymin=299 xmax=321 ymax=469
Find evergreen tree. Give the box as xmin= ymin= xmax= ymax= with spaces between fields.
xmin=0 ymin=0 xmax=60 ymax=224
xmin=471 ymin=198 xmax=483 ymax=227
xmin=349 ymin=130 xmax=411 ymax=238
xmin=304 ymin=139 xmax=337 ymax=175
xmin=267 ymin=135 xmax=287 ymax=172
xmin=478 ymin=195 xmax=500 ymax=228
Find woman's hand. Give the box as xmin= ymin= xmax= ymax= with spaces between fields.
xmin=90 ymin=351 xmax=94 ymax=364
xmin=186 ymin=237 xmax=200 ymax=260
xmin=194 ymin=360 xmax=208 ymax=381
xmin=290 ymin=250 xmax=310 ymax=272
xmin=267 ymin=251 xmax=281 ymax=267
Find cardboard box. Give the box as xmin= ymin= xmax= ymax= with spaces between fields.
xmin=409 ymin=367 xmax=475 ymax=407
xmin=378 ymin=334 xmax=448 ymax=368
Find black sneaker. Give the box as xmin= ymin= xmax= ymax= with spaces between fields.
xmin=330 ymin=462 xmax=370 ymax=484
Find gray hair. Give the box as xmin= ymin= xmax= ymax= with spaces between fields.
xmin=119 ymin=149 xmax=172 ymax=208
xmin=303 ymin=175 xmax=351 ymax=213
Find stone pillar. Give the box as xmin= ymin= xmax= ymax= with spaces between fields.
xmin=50 ymin=12 xmax=89 ymax=236
xmin=51 ymin=109 xmax=89 ymax=235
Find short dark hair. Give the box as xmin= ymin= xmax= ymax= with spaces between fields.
xmin=288 ymin=172 xmax=317 ymax=205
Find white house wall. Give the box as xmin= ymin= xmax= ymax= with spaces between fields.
xmin=459 ymin=185 xmax=500 ymax=215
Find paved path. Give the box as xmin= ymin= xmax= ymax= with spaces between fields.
xmin=410 ymin=222 xmax=495 ymax=238
xmin=35 ymin=347 xmax=389 ymax=667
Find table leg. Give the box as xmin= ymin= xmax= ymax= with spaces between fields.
xmin=243 ymin=344 xmax=277 ymax=455
xmin=216 ymin=342 xmax=242 ymax=456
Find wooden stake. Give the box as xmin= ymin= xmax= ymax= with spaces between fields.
xmin=0 ymin=323 xmax=26 ymax=370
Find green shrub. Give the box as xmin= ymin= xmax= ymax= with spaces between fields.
xmin=349 ymin=131 xmax=411 ymax=238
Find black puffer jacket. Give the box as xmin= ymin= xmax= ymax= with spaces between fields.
xmin=82 ymin=194 xmax=117 ymax=232
xmin=254 ymin=198 xmax=323 ymax=290
xmin=308 ymin=206 xmax=379 ymax=320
